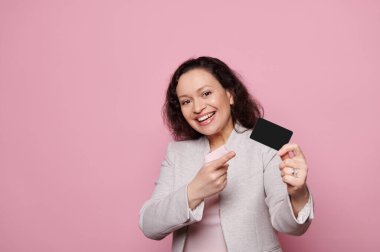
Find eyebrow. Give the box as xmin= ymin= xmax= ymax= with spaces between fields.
xmin=178 ymin=85 xmax=212 ymax=98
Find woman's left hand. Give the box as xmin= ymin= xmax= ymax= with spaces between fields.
xmin=278 ymin=143 xmax=309 ymax=201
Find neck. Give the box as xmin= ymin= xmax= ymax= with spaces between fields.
xmin=207 ymin=119 xmax=234 ymax=151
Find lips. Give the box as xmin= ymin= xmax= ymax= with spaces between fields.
xmin=196 ymin=112 xmax=215 ymax=122
xmin=195 ymin=112 xmax=216 ymax=126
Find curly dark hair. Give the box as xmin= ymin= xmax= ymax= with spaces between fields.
xmin=163 ymin=56 xmax=264 ymax=140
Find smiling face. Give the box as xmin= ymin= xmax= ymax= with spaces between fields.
xmin=176 ymin=68 xmax=234 ymax=140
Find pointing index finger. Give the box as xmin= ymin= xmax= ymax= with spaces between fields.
xmin=209 ymin=151 xmax=236 ymax=169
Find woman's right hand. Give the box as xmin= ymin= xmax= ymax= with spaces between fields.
xmin=187 ymin=151 xmax=236 ymax=209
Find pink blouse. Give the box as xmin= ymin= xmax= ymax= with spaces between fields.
xmin=183 ymin=145 xmax=229 ymax=252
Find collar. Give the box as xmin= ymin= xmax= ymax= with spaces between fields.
xmin=201 ymin=122 xmax=249 ymax=154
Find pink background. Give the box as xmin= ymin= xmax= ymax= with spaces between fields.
xmin=1 ymin=0 xmax=379 ymax=251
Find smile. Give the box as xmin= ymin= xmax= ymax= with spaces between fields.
xmin=196 ymin=112 xmax=215 ymax=122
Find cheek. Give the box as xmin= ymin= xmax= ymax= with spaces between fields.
xmin=216 ymin=97 xmax=233 ymax=118
xmin=208 ymin=96 xmax=219 ymax=106
xmin=180 ymin=107 xmax=192 ymax=121
xmin=212 ymin=95 xmax=230 ymax=109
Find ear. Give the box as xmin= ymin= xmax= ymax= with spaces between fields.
xmin=226 ymin=90 xmax=234 ymax=105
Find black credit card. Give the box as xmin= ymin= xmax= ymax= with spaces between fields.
xmin=249 ymin=118 xmax=293 ymax=151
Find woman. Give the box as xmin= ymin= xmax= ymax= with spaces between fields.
xmin=139 ymin=56 xmax=314 ymax=252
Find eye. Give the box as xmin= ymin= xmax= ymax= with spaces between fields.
xmin=181 ymin=99 xmax=191 ymax=106
xmin=202 ymin=91 xmax=212 ymax=97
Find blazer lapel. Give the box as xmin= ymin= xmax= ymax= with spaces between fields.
xmin=175 ymin=137 xmax=209 ymax=189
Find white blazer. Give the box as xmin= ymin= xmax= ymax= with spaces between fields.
xmin=139 ymin=124 xmax=313 ymax=252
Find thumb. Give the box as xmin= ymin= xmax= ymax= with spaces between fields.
xmin=280 ymin=152 xmax=290 ymax=161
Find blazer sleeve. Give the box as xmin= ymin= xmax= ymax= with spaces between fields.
xmin=138 ymin=142 xmax=205 ymax=240
xmin=262 ymin=147 xmax=313 ymax=236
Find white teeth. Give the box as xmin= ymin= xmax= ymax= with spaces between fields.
xmin=197 ymin=112 xmax=215 ymax=122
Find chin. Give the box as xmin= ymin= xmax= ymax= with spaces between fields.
xmin=193 ymin=124 xmax=221 ymax=137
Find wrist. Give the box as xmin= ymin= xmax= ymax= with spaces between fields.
xmin=291 ymin=186 xmax=309 ymax=202
xmin=187 ymin=183 xmax=203 ymax=210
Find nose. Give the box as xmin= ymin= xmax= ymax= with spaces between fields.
xmin=192 ymin=99 xmax=206 ymax=114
